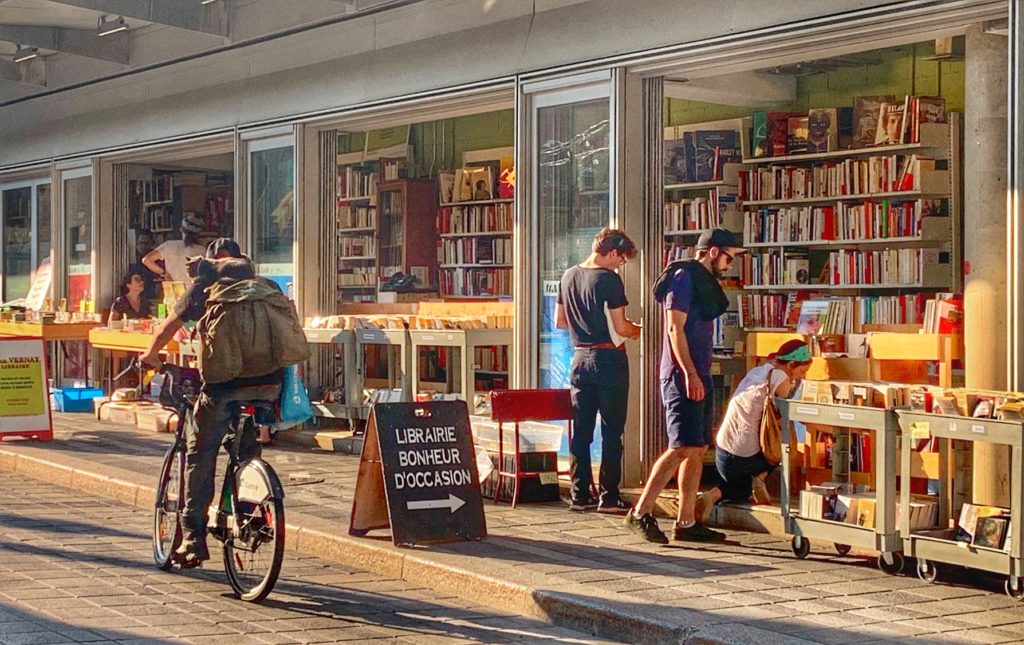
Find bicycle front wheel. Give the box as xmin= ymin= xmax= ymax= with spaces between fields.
xmin=153 ymin=441 xmax=184 ymax=570
xmin=223 ymin=459 xmax=285 ymax=602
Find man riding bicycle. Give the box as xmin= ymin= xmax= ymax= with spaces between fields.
xmin=141 ymin=238 xmax=309 ymax=567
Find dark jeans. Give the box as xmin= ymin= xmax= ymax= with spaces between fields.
xmin=569 ymin=348 xmax=628 ymax=505
xmin=714 ymin=447 xmax=775 ymax=503
xmin=182 ymin=383 xmax=282 ymax=538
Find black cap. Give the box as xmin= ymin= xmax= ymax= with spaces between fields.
xmin=205 ymin=238 xmax=242 ymax=259
xmin=696 ymin=228 xmax=744 ymax=251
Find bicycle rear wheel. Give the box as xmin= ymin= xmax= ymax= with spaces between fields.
xmin=153 ymin=441 xmax=185 ymax=570
xmin=223 ymin=460 xmax=285 ymax=602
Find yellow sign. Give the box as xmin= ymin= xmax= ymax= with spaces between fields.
xmin=909 ymin=421 xmax=931 ymax=440
xmin=0 ymin=355 xmax=45 ymax=417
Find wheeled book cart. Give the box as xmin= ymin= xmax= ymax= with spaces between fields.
xmin=777 ymin=398 xmax=904 ymax=573
xmin=895 ymin=410 xmax=1024 ymax=600
xmin=304 ymin=328 xmax=364 ymax=425
xmin=355 ymin=327 xmax=411 ymax=402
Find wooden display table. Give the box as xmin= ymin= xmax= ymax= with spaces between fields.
xmin=745 ymin=331 xmax=868 ymax=382
xmin=0 ymin=321 xmax=100 ymax=340
xmin=355 ymin=328 xmax=411 ymax=402
xmin=88 ymin=328 xmax=179 ymax=354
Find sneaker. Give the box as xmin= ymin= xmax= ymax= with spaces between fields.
xmin=751 ymin=478 xmax=771 ymax=505
xmin=694 ymin=492 xmax=712 ymax=522
xmin=597 ymin=499 xmax=631 ymax=515
xmin=568 ymin=499 xmax=598 ymax=512
xmin=174 ymin=534 xmax=210 ymax=568
xmin=624 ymin=512 xmax=669 ymax=544
xmin=673 ymin=523 xmax=727 ymax=542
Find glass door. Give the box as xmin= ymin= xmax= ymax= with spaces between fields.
xmin=63 ymin=171 xmax=93 ymax=313
xmin=0 ymin=179 xmax=53 ymax=305
xmin=246 ymin=134 xmax=296 ymax=297
xmin=527 ymin=77 xmax=615 ymax=390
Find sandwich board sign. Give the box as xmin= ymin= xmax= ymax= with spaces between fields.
xmin=0 ymin=338 xmax=53 ymax=442
xmin=349 ymin=400 xmax=486 ymax=546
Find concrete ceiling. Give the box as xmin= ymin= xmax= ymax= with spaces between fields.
xmin=0 ymin=0 xmax=403 ymax=100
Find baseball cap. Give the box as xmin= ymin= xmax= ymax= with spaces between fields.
xmin=181 ymin=213 xmax=205 ymax=234
xmin=696 ymin=228 xmax=745 ymax=252
xmin=206 ymin=237 xmax=242 ymax=259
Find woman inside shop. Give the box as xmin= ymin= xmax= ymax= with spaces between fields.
xmin=109 ymin=272 xmax=151 ymax=321
xmin=695 ymin=339 xmax=812 ymax=518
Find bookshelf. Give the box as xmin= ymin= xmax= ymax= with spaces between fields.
xmin=337 ymin=159 xmax=380 ymax=304
xmin=437 ymin=198 xmax=513 ymax=299
xmin=377 ymin=178 xmax=438 ymax=288
xmin=739 ymin=118 xmax=958 ymax=305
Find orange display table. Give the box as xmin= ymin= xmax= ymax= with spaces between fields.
xmin=0 ymin=321 xmax=100 ymax=341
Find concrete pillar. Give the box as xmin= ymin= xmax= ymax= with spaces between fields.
xmin=964 ymin=24 xmax=1010 ymax=506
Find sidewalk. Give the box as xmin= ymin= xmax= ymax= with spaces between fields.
xmin=2 ymin=415 xmax=1024 ymax=644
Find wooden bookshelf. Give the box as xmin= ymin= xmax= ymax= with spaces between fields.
xmin=377 ymin=178 xmax=438 ymax=288
xmin=437 ymin=198 xmax=513 ymax=299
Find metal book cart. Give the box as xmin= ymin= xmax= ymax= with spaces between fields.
xmin=489 ymin=389 xmax=582 ymax=508
xmin=408 ymin=328 xmax=511 ymax=410
xmin=303 ymin=328 xmax=363 ymax=425
xmin=778 ymin=398 xmax=903 ymax=573
xmin=895 ymin=410 xmax=1024 ymax=600
xmin=355 ymin=327 xmax=411 ymax=403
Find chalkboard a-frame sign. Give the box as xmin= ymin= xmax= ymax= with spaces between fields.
xmin=349 ymin=400 xmax=487 ymax=546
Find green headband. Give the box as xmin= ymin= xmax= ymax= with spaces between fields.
xmin=778 ymin=345 xmax=811 ymax=362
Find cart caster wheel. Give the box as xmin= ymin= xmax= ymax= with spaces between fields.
xmin=877 ymin=552 xmax=905 ymax=575
xmin=791 ymin=536 xmax=811 ymax=559
xmin=917 ymin=558 xmax=938 ymax=583
xmin=1006 ymin=577 xmax=1024 ymax=601
xmin=834 ymin=543 xmax=851 ymax=557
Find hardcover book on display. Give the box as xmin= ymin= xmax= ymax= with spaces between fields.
xmin=694 ymin=130 xmax=741 ymax=182
xmin=751 ymin=111 xmax=768 ymax=158
xmin=874 ymin=101 xmax=907 ymax=146
xmin=786 ymin=116 xmax=809 ymax=155
xmin=665 ymin=138 xmax=689 ymax=184
xmin=853 ymin=95 xmax=895 ymax=147
xmin=806 ymin=108 xmax=838 ymax=153
xmin=796 ymin=300 xmax=830 ymax=335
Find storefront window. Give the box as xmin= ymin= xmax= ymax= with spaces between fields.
xmin=250 ymin=145 xmax=295 ymax=295
xmin=64 ymin=175 xmax=92 ymax=311
xmin=2 ymin=187 xmax=32 ymax=302
xmin=537 ymin=99 xmax=611 ymax=390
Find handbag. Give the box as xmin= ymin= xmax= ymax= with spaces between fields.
xmin=273 ymin=364 xmax=314 ymax=430
xmin=759 ymin=368 xmax=785 ymax=465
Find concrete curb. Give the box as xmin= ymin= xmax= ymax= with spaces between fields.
xmin=0 ymin=445 xmax=695 ymax=645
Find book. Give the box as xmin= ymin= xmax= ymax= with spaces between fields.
xmin=465 ymin=167 xmax=494 ymax=201
xmin=974 ymin=515 xmax=1009 ymax=549
xmin=853 ymin=95 xmax=895 ymax=147
xmin=751 ymin=111 xmax=768 ymax=158
xmin=796 ymin=300 xmax=830 ymax=334
xmin=787 ymin=115 xmax=809 ymax=155
xmin=665 ymin=138 xmax=689 ymax=184
xmin=955 ymin=503 xmax=1009 ymax=542
xmin=918 ymin=96 xmax=947 ymax=125
xmin=439 ymin=172 xmax=456 ymax=203
xmin=806 ymin=108 xmax=839 ymax=153
xmin=875 ymin=101 xmax=906 ymax=145
xmin=498 ymin=156 xmax=515 ymax=199
xmin=694 ymin=130 xmax=741 ymax=182
xmin=768 ymin=112 xmax=800 ymax=157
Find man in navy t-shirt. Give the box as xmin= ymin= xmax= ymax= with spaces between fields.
xmin=626 ymin=228 xmax=744 ymax=543
xmin=556 ymin=228 xmax=641 ymax=513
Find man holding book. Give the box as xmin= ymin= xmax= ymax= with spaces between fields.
xmin=555 ymin=228 xmax=642 ymax=513
xmin=626 ymin=228 xmax=745 ymax=543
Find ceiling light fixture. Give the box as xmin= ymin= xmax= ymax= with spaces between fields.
xmin=13 ymin=45 xmax=38 ymax=63
xmin=97 ymin=15 xmax=128 ymax=37
xmin=201 ymin=0 xmax=217 ymax=4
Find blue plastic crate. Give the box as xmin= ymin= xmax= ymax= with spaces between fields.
xmin=52 ymin=387 xmax=104 ymax=413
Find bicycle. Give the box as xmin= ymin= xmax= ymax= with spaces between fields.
xmin=135 ymin=358 xmax=286 ymax=602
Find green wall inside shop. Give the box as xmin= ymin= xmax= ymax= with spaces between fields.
xmin=337 ymin=109 xmax=513 ymax=177
xmin=665 ymin=39 xmax=965 ymax=126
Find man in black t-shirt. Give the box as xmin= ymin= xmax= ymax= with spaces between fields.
xmin=555 ymin=228 xmax=641 ymax=513
xmin=141 ymin=238 xmax=283 ymax=568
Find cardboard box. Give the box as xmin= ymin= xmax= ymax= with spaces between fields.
xmin=99 ymin=401 xmax=156 ymax=426
xmin=135 ymin=407 xmax=179 ymax=433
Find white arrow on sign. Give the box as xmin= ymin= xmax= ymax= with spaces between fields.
xmin=406 ymin=494 xmax=466 ymax=514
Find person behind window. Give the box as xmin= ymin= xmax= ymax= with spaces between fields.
xmin=109 ymin=272 xmax=150 ymax=321
xmin=133 ymin=229 xmax=161 ymax=299
xmin=142 ymin=214 xmax=206 ymax=285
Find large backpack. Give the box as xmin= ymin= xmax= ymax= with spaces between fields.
xmin=196 ymin=277 xmax=311 ymax=384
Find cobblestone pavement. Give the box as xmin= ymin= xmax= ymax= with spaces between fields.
xmin=0 ymin=472 xmax=614 ymax=644
xmin=5 ymin=414 xmax=1024 ymax=644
